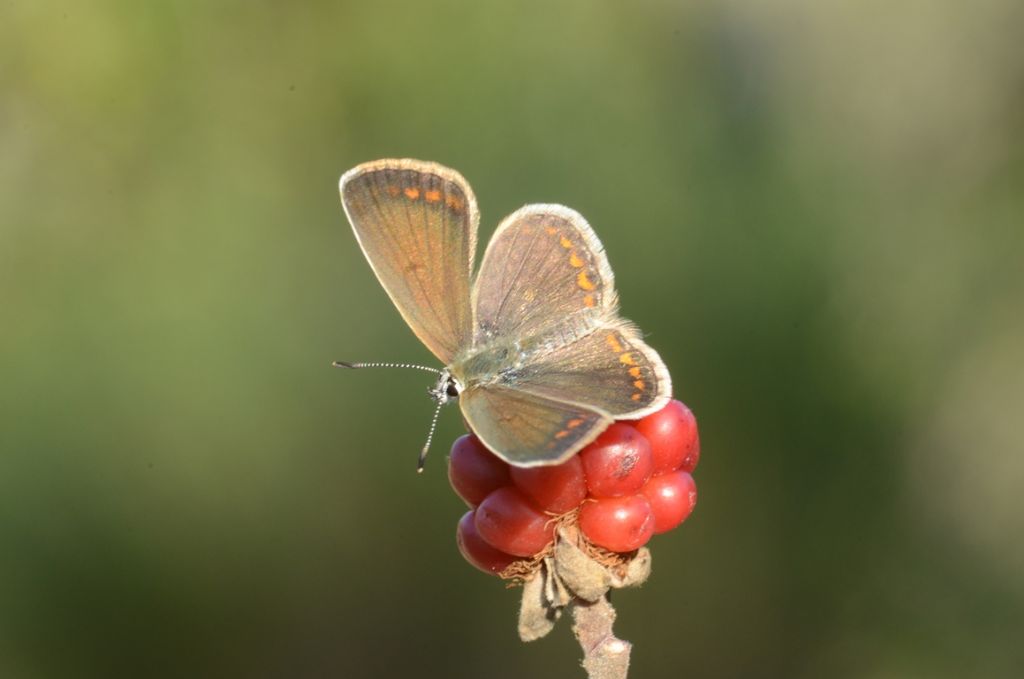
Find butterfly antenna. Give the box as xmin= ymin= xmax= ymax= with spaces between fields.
xmin=417 ymin=399 xmax=445 ymax=474
xmin=332 ymin=361 xmax=442 ymax=375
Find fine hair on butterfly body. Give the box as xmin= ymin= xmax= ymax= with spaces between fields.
xmin=337 ymin=159 xmax=671 ymax=469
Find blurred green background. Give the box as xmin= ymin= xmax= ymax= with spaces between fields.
xmin=2 ymin=1 xmax=1023 ymax=677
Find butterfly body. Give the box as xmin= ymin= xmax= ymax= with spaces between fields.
xmin=340 ymin=159 xmax=670 ymax=467
xmin=453 ymin=312 xmax=594 ymax=390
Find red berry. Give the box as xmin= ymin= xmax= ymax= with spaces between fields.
xmin=448 ymin=434 xmax=510 ymax=507
xmin=509 ymin=455 xmax=587 ymax=514
xmin=634 ymin=400 xmax=700 ymax=474
xmin=456 ymin=510 xmax=519 ymax=575
xmin=474 ymin=487 xmax=554 ymax=557
xmin=641 ymin=471 xmax=697 ymax=534
xmin=679 ymin=438 xmax=700 ymax=474
xmin=578 ymin=495 xmax=655 ymax=552
xmin=580 ymin=423 xmax=653 ymax=498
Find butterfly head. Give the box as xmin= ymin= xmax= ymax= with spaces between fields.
xmin=428 ymin=369 xmax=463 ymax=406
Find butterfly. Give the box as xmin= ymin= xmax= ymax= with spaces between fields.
xmin=337 ymin=159 xmax=670 ymax=468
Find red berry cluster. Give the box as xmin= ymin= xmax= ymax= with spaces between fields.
xmin=451 ymin=400 xmax=699 ymax=575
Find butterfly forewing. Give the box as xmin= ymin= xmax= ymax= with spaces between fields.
xmin=459 ymin=385 xmax=612 ymax=466
xmin=341 ymin=160 xmax=477 ymax=364
xmin=471 ymin=205 xmax=615 ymax=346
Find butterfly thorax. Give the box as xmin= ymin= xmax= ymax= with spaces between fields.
xmin=450 ymin=340 xmax=524 ymax=392
xmin=451 ymin=312 xmax=603 ymax=393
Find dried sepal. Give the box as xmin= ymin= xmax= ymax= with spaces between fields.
xmin=554 ymin=527 xmax=615 ymax=602
xmin=516 ymin=525 xmax=652 ymax=642
xmin=517 ymin=558 xmax=567 ymax=641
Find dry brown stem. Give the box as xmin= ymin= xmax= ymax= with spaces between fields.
xmin=572 ymin=595 xmax=631 ymax=679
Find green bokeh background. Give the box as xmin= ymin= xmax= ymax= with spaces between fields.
xmin=3 ymin=2 xmax=1023 ymax=677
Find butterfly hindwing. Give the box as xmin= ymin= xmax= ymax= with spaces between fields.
xmin=459 ymin=384 xmax=612 ymax=466
xmin=493 ymin=319 xmax=671 ymax=419
xmin=341 ymin=160 xmax=477 ymax=364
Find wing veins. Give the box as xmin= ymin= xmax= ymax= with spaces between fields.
xmin=491 ymin=224 xmax=541 ymax=327
xmin=387 ymin=171 xmax=449 ymax=356
xmin=520 ymin=230 xmax=585 ymax=331
xmin=359 ymin=170 xmax=451 ymax=360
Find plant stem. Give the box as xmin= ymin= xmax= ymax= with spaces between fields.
xmin=571 ymin=594 xmax=631 ymax=679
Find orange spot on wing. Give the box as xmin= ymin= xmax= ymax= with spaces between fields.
xmin=606 ymin=334 xmax=624 ymax=353
xmin=545 ymin=227 xmax=558 ymax=235
xmin=567 ymin=418 xmax=585 ymax=429
xmin=560 ymin=236 xmax=573 ymax=249
xmin=633 ymin=379 xmax=646 ymax=390
xmin=445 ymin=194 xmax=464 ymax=211
xmin=403 ymin=187 xmax=420 ymax=200
xmin=620 ymin=352 xmax=636 ymax=365
xmin=629 ymin=367 xmax=642 ymax=378
xmin=631 ymin=393 xmax=642 ymax=401
xmin=554 ymin=430 xmax=570 ymax=439
xmin=569 ymin=252 xmax=584 ymax=267
xmin=577 ymin=271 xmax=596 ymax=291
xmin=583 ymin=294 xmax=596 ymax=308
xmin=424 ymin=189 xmax=441 ymax=203
xmin=386 ymin=185 xmax=401 ymax=197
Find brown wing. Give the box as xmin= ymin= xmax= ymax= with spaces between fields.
xmin=471 ymin=205 xmax=614 ymax=347
xmin=459 ymin=384 xmax=612 ymax=466
xmin=340 ymin=159 xmax=477 ymax=364
xmin=498 ymin=320 xmax=671 ymax=419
